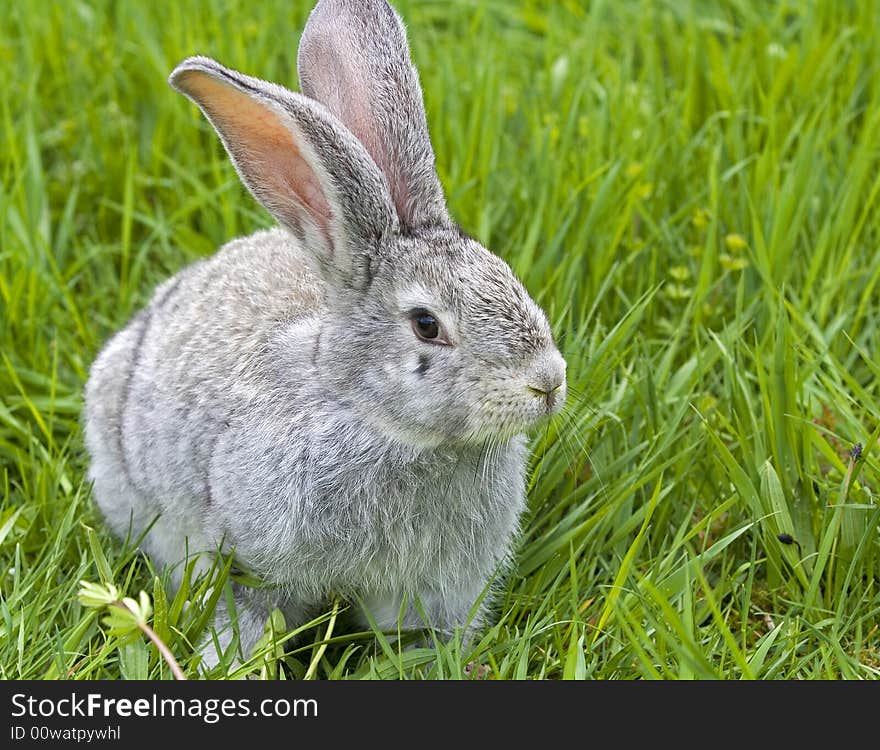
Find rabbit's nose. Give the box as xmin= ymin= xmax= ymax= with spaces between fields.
xmin=526 ymin=350 xmax=567 ymax=411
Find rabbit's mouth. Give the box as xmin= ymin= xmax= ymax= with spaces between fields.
xmin=463 ymin=396 xmax=565 ymax=445
xmin=526 ymin=382 xmax=566 ymax=414
xmin=522 ymin=377 xmax=568 ymax=425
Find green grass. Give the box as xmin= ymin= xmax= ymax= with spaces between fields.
xmin=2 ymin=0 xmax=880 ymax=679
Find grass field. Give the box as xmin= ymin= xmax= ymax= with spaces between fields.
xmin=2 ymin=0 xmax=880 ymax=679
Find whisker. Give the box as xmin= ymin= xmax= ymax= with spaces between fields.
xmin=556 ymin=406 xmax=610 ymax=506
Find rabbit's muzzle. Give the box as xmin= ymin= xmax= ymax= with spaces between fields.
xmin=525 ymin=348 xmax=567 ymax=415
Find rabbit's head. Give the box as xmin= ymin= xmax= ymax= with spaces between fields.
xmin=170 ymin=0 xmax=565 ymax=448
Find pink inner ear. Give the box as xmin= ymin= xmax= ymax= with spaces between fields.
xmin=300 ymin=49 xmax=410 ymax=223
xmin=176 ymin=70 xmax=332 ymax=231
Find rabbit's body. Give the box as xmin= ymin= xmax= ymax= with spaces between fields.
xmin=85 ymin=0 xmax=565 ymax=669
xmin=88 ymin=228 xmax=527 ymax=594
xmin=86 ymin=226 xmax=528 ymax=647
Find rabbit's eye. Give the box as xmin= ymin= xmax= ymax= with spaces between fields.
xmin=410 ymin=309 xmax=443 ymax=343
xmin=413 ymin=312 xmax=439 ymax=339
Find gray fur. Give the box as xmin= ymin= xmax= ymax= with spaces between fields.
xmin=84 ymin=0 xmax=566 ymax=670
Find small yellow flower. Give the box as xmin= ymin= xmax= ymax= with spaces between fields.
xmin=636 ymin=182 xmax=653 ymax=200
xmin=668 ymin=265 xmax=691 ymax=282
xmin=724 ymin=233 xmax=748 ymax=252
xmin=626 ymin=162 xmax=644 ymax=179
xmin=697 ymin=394 xmax=718 ymax=413
xmin=692 ymin=208 xmax=710 ymax=230
xmin=578 ymin=116 xmax=589 ymax=138
xmin=629 ymin=237 xmax=646 ymax=253
xmin=720 ymin=253 xmax=750 ymax=271
xmin=665 ymin=283 xmax=692 ymax=301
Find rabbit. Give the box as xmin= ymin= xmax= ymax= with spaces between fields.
xmin=83 ymin=0 xmax=566 ymax=670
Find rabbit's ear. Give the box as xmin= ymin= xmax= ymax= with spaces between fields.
xmin=169 ymin=56 xmax=397 ymax=289
xmin=297 ymin=0 xmax=449 ymax=231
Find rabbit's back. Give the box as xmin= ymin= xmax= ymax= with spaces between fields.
xmin=148 ymin=227 xmax=321 ymax=408
xmin=84 ymin=228 xmax=322 ymax=559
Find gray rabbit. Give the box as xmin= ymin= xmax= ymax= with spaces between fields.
xmin=84 ymin=0 xmax=566 ymax=669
